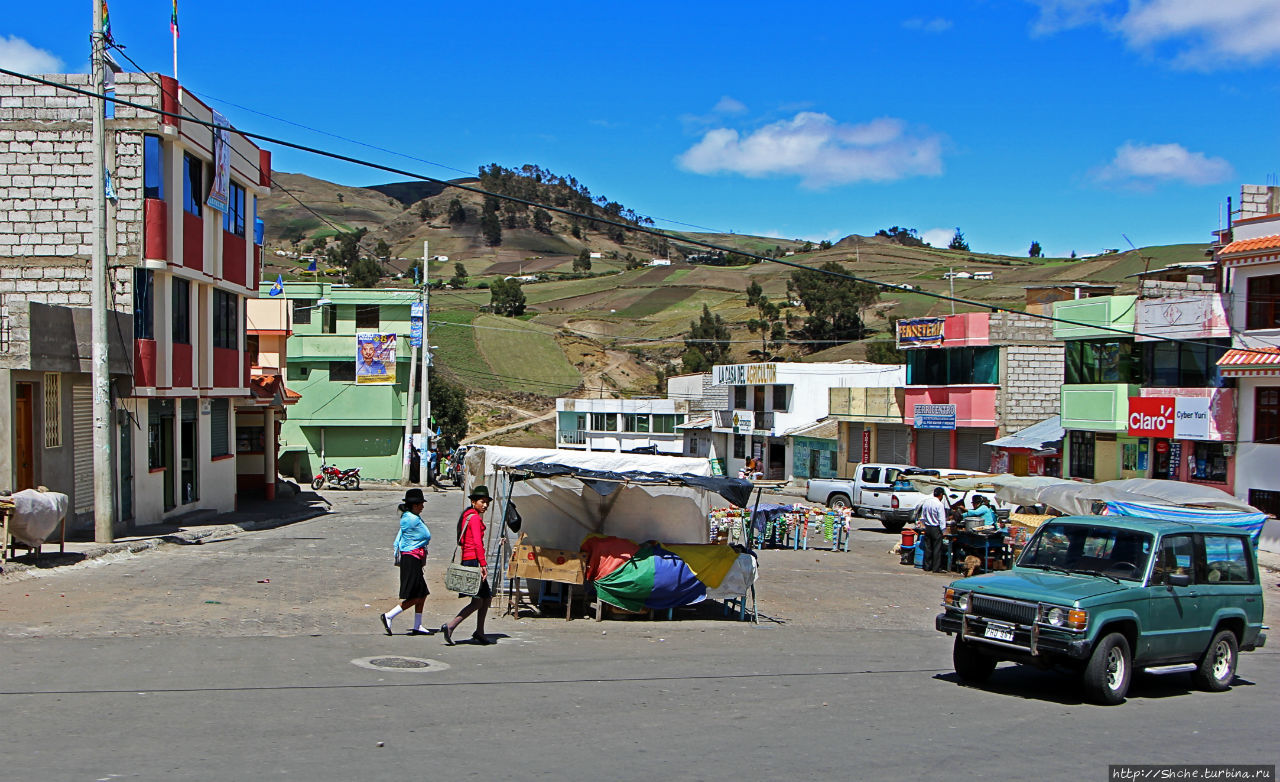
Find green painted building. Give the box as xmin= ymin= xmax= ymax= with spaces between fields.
xmin=273 ymin=282 xmax=423 ymax=482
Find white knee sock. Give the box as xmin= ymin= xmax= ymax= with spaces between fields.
xmin=412 ymin=612 xmax=424 ymax=630
xmin=385 ymin=606 xmax=404 ymax=623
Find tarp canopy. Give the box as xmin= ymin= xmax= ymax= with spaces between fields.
xmin=1101 ymin=501 xmax=1268 ymax=542
xmin=984 ymin=416 xmax=1063 ymax=451
xmin=1028 ymin=478 xmax=1260 ymax=517
xmin=462 ymin=446 xmax=751 ymax=551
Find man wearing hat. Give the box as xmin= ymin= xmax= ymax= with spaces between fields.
xmin=380 ymin=488 xmax=433 ymax=635
xmin=441 ymin=485 xmax=495 ymax=645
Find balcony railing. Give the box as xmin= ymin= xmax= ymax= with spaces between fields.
xmin=559 ymin=429 xmax=587 ymax=445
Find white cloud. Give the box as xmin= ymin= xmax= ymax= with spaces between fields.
xmin=677 ymin=112 xmax=944 ymax=188
xmin=0 ymin=35 xmax=63 ymax=74
xmin=920 ymin=228 xmax=955 ymax=248
xmin=902 ymin=17 xmax=953 ymax=33
xmin=1095 ymin=141 xmax=1233 ymax=187
xmin=713 ymin=96 xmax=747 ymax=114
xmin=1025 ymin=0 xmax=1280 ymax=66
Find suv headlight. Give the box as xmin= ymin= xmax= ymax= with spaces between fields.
xmin=1045 ymin=607 xmax=1066 ymax=627
xmin=945 ymin=588 xmax=971 ymax=611
xmin=1039 ymin=605 xmax=1088 ymax=631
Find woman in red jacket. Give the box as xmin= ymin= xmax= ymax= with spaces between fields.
xmin=441 ymin=485 xmax=495 ymax=645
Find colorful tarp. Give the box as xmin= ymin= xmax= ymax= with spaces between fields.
xmin=1102 ymin=501 xmax=1268 ymax=544
xmin=593 ymin=543 xmax=708 ymax=612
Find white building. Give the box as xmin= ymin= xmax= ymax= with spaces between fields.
xmin=1214 ymin=184 xmax=1280 ymax=549
xmin=555 ymin=397 xmax=690 ymax=455
xmin=709 ymin=362 xmax=906 ymax=481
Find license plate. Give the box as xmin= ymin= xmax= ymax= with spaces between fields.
xmin=984 ymin=623 xmax=1014 ymax=642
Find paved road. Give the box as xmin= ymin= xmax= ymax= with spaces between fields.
xmin=2 ymin=490 xmax=1277 ymax=780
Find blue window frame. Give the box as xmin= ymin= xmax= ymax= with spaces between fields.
xmin=143 ymin=135 xmax=164 ymax=200
xmin=222 ymin=181 xmax=246 ymax=237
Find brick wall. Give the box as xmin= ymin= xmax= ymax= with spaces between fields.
xmin=989 ymin=311 xmax=1057 ymax=344
xmin=0 ymin=259 xmax=132 ymax=368
xmin=1000 ymin=343 xmax=1065 ymax=431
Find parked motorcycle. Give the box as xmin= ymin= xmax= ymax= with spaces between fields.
xmin=312 ymin=463 xmax=361 ymax=491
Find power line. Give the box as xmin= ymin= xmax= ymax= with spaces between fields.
xmin=5 ymin=66 xmax=1278 ymax=360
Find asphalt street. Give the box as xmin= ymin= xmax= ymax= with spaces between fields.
xmin=1 ymin=488 xmax=1278 ymax=781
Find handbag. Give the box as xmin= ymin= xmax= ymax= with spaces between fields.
xmin=444 ymin=509 xmax=483 ymax=596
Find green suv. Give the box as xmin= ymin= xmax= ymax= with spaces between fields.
xmin=935 ymin=516 xmax=1267 ymax=705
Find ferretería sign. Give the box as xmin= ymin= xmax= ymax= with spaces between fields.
xmin=714 ymin=363 xmax=778 ymax=385
xmin=896 ymin=317 xmax=945 ymax=348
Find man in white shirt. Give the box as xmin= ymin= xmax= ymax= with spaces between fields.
xmin=917 ymin=487 xmax=950 ymax=573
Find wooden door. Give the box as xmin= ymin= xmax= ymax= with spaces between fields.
xmin=14 ymin=383 xmax=35 ymax=490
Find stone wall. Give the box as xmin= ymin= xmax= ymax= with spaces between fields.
xmin=1239 ymin=184 xmax=1280 ymax=221
xmin=1000 ymin=343 xmax=1065 ymax=432
xmin=1139 ymin=280 xmax=1217 ymax=296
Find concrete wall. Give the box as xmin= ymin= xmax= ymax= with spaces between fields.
xmin=1000 ymin=344 xmax=1065 ymax=432
xmin=1238 ymin=185 xmax=1280 ymax=221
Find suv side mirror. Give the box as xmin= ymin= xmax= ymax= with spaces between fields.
xmin=1167 ymin=573 xmax=1191 ymax=588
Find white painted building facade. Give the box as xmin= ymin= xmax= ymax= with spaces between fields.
xmin=555 ymin=397 xmax=690 ymax=455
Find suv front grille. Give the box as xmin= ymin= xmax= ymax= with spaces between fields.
xmin=970 ymin=595 xmax=1037 ymax=625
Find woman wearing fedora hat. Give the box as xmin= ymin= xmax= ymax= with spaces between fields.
xmin=441 ymin=485 xmax=494 ymax=645
xmin=380 ymin=488 xmax=433 ymax=636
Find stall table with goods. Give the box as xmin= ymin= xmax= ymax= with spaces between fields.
xmin=462 ymin=446 xmax=761 ymax=622
xmin=709 ymin=504 xmax=854 ymax=551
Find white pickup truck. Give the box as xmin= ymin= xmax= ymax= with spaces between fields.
xmin=866 ymin=468 xmax=1014 ymax=531
xmin=805 ymin=463 xmax=911 ymax=528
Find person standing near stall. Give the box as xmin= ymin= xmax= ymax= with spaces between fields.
xmin=381 ymin=488 xmax=432 ymax=635
xmin=441 ymin=486 xmax=495 ymax=645
xmin=917 ymin=487 xmax=949 ymax=573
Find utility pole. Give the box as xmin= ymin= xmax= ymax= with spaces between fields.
xmin=949 ymin=267 xmax=955 ymax=315
xmin=419 ymin=241 xmax=431 ymax=484
xmin=91 ymin=0 xmax=116 ymax=543
xmin=401 ymin=341 xmax=419 ymax=485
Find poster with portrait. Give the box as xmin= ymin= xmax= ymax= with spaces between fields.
xmin=356 ymin=333 xmax=397 ymax=385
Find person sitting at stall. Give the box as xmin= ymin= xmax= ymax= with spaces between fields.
xmin=960 ymin=495 xmax=998 ymax=530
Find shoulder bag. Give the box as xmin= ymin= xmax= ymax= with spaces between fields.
xmin=444 ymin=508 xmax=483 ymax=596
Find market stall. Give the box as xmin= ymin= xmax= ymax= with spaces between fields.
xmin=461 ymin=446 xmax=759 ymax=621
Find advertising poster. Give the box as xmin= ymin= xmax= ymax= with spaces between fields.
xmin=356 ymin=333 xmax=397 ymax=385
xmin=206 ymin=110 xmax=231 ymax=214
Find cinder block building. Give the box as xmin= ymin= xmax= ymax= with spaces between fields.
xmin=0 ymin=71 xmax=269 ymax=530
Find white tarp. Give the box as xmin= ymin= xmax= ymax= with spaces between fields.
xmin=979 ymin=475 xmax=1260 ymax=516
xmin=6 ymin=489 xmax=69 ymax=547
xmin=463 ymin=446 xmax=721 ymax=550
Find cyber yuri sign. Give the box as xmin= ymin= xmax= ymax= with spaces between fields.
xmin=1127 ymin=396 xmax=1212 ymax=440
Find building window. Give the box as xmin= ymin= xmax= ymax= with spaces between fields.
xmin=652 ymin=414 xmax=678 ymax=434
xmin=222 ymin=181 xmax=246 ymax=237
xmin=1064 ymin=339 xmax=1142 ymax=384
xmin=133 ymin=269 xmax=154 ymax=340
xmin=590 ymin=412 xmax=616 ymax=432
xmin=1249 ymin=489 xmax=1280 ymax=517
xmin=143 ymin=135 xmax=164 ymax=200
xmin=43 ymin=373 xmax=61 ymax=448
xmin=210 ymin=399 xmax=230 ymax=457
xmin=237 ymin=426 xmax=266 ymax=454
xmin=621 ymin=413 xmax=649 ymax=433
xmin=1256 ymin=387 xmax=1280 ymax=446
xmin=287 ymin=364 xmax=309 ymax=382
xmin=172 ymin=278 xmax=190 ymax=345
xmin=906 ymin=347 xmax=1000 ymax=385
xmin=734 ymin=385 xmax=747 ymax=408
xmin=1142 ymin=339 xmax=1231 ymax=388
xmin=1189 ymin=442 xmax=1228 ymax=483
xmin=1246 ymin=274 xmax=1280 ymax=331
xmin=772 ymin=385 xmax=788 ymax=411
xmin=182 ymin=152 xmax=203 ymax=216
xmin=1068 ymin=430 xmax=1095 ymax=479
xmin=321 ymin=304 xmax=337 ymax=335
xmin=245 ymin=334 xmax=260 ymax=367
xmin=329 ymin=361 xmax=355 ymax=382
xmin=733 ymin=434 xmax=746 ymax=459
xmin=355 ymin=304 xmax=380 ymax=329
xmin=292 ymin=298 xmax=314 ymax=325
xmin=213 ymin=290 xmax=239 ymax=350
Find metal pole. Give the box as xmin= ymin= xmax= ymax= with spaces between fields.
xmin=949 ymin=267 xmax=955 ymax=315
xmin=401 ymin=342 xmax=418 ymax=485
xmin=419 ymin=241 xmax=431 ymax=482
xmin=91 ymin=1 xmax=116 ymax=543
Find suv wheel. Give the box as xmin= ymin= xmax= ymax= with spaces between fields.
xmin=1192 ymin=629 xmax=1238 ymax=692
xmin=1082 ymin=632 xmax=1131 ymax=705
xmin=953 ymin=637 xmax=997 ymax=684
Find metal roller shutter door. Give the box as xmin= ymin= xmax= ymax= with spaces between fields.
xmin=845 ymin=423 xmax=864 ymax=464
xmin=915 ymin=429 xmax=951 ymax=468
xmin=876 ymin=425 xmax=910 ymax=464
xmin=957 ymin=428 xmax=997 ymax=472
xmin=71 ymin=382 xmax=93 ymax=513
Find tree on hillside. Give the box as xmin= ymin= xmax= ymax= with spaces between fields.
xmin=948 ymin=228 xmax=969 ymax=251
xmin=449 ymin=262 xmax=468 ymax=288
xmin=574 ymin=249 xmax=592 ymax=273
xmin=417 ymin=201 xmax=433 ymax=221
xmin=280 ymin=224 xmax=306 ymax=247
xmin=787 ymin=261 xmax=879 ymax=346
xmin=489 ymin=277 xmax=526 ymax=317
xmin=481 ymin=196 xmax=503 ymax=246
xmin=447 ymin=197 xmax=467 ymax=225
xmin=532 ymin=208 xmax=553 ymax=234
xmin=328 ymin=228 xmax=367 ymax=267
xmin=348 ymin=257 xmax=382 ymax=288
xmin=745 ymin=280 xmax=787 ymax=360
xmin=818 ymin=239 xmax=833 ymax=250
xmin=428 ymin=374 xmax=468 ymax=449
xmin=375 ymin=239 xmax=392 ymax=261
xmin=682 ymin=304 xmax=731 ymax=373
xmin=864 ymin=339 xmax=904 ymax=364
xmin=308 ymin=237 xmax=327 ymax=253
xmin=1029 ymin=240 xmax=1043 ymax=258
xmin=875 ymin=226 xmax=926 ymax=247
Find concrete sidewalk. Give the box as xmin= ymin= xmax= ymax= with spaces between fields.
xmin=0 ymin=488 xmax=333 ymax=580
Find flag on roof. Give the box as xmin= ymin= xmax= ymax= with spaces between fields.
xmin=171 ymin=0 xmax=179 ymax=36
xmin=269 ymin=275 xmax=284 ymax=297
xmin=102 ymin=1 xmax=113 ymax=42
xmin=307 ymin=258 xmax=317 ymax=272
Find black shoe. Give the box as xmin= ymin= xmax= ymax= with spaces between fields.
xmin=472 ymin=632 xmax=495 ymax=645
xmin=407 ymin=627 xmax=433 ymax=636
xmin=440 ymin=623 xmax=455 ymax=645
xmin=380 ymin=614 xmax=393 ymax=636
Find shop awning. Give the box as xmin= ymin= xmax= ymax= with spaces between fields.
xmin=1217 ymin=346 xmax=1280 ymax=376
xmin=984 ymin=416 xmax=1063 ymax=451
xmin=784 ymin=418 xmax=838 ymax=440
xmin=676 ymin=415 xmax=712 ymax=431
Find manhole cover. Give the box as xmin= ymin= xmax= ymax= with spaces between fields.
xmin=352 ymin=655 xmax=449 ymax=673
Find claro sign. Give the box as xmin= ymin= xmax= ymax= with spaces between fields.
xmin=1128 ymin=397 xmax=1175 ymax=437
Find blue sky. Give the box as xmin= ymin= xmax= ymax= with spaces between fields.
xmin=4 ymin=1 xmax=1279 ymax=257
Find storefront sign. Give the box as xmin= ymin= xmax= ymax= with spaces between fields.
xmin=1167 ymin=441 xmax=1182 ymax=479
xmin=1173 ymin=397 xmax=1211 ymax=440
xmin=409 ymin=302 xmax=424 ymax=348
xmin=861 ymin=429 xmax=871 ymax=463
xmin=714 ymin=363 xmax=778 ymax=386
xmin=914 ymin=403 xmax=956 ymax=430
xmin=732 ymin=410 xmax=754 ymax=433
xmin=896 ymin=317 xmax=945 ymax=348
xmin=1127 ymin=397 xmax=1174 ymax=437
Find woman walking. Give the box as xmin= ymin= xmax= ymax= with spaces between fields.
xmin=380 ymin=488 xmax=432 ymax=636
xmin=441 ymin=485 xmax=494 ymax=645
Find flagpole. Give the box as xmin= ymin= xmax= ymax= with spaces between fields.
xmin=171 ymin=1 xmax=179 ymax=81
